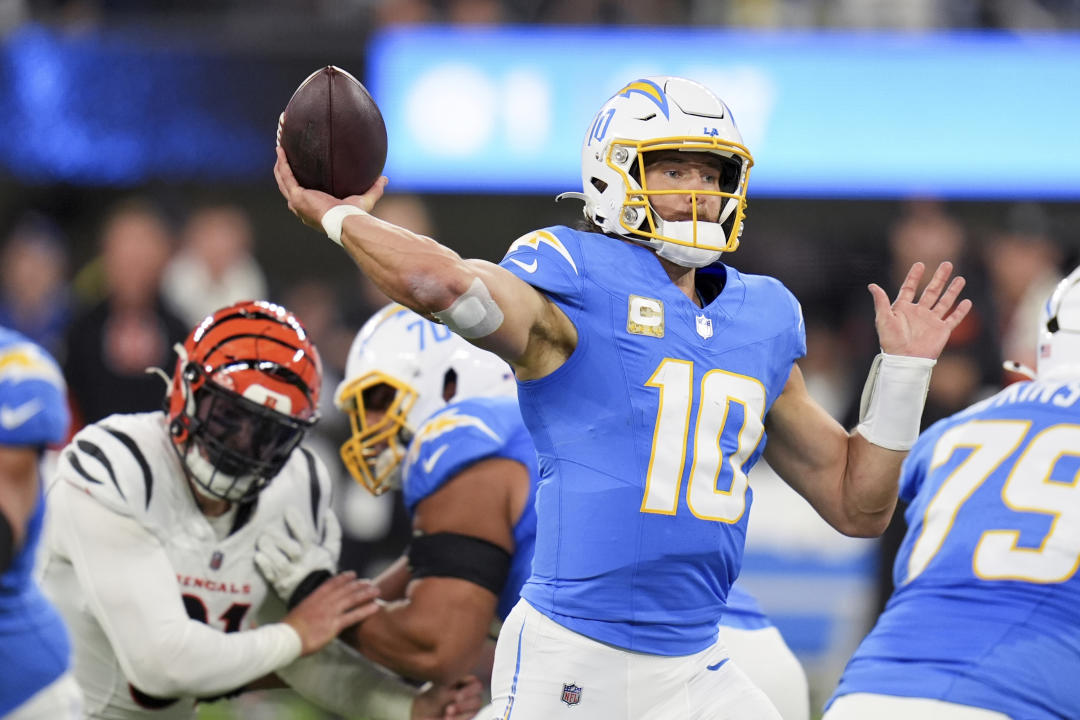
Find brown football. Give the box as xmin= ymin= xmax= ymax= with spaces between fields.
xmin=280 ymin=66 xmax=387 ymax=198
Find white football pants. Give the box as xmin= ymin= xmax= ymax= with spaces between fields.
xmin=718 ymin=625 xmax=809 ymax=720
xmin=824 ymin=693 xmax=1012 ymax=720
xmin=489 ymin=599 xmax=782 ymax=720
xmin=6 ymin=671 xmax=82 ymax=720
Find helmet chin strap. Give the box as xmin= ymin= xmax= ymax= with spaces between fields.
xmin=651 ymin=219 xmax=726 ymax=268
xmin=655 ymin=243 xmax=723 ymax=268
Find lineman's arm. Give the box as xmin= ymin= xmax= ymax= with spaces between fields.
xmin=0 ymin=446 xmax=38 ymax=569
xmin=256 ymin=591 xmax=412 ymax=720
xmin=764 ymin=262 xmax=972 ymax=538
xmin=273 ymin=147 xmax=574 ymax=380
xmin=51 ymin=479 xmax=375 ymax=697
xmin=348 ymin=457 xmax=527 ymax=684
xmin=374 ymin=555 xmax=411 ymax=601
xmin=276 ymin=638 xmax=482 ymax=720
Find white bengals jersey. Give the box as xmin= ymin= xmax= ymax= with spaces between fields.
xmin=38 ymin=411 xmax=336 ymax=719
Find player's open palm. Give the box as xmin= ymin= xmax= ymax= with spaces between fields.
xmin=869 ymin=261 xmax=973 ymax=359
xmin=282 ymin=571 xmax=380 ymax=656
xmin=411 ymin=676 xmax=484 ymax=720
xmin=273 ymin=145 xmax=387 ymax=231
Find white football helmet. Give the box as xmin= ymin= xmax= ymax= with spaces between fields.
xmin=335 ymin=304 xmax=517 ymax=495
xmin=1035 ymin=265 xmax=1080 ymax=381
xmin=566 ymin=76 xmax=754 ymax=268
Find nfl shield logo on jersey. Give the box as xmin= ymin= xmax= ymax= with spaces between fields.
xmin=561 ymin=683 xmax=582 ymax=707
xmin=209 ymin=551 xmax=224 ymax=570
xmin=695 ymin=313 xmax=713 ymax=339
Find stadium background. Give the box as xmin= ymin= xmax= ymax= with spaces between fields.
xmin=2 ymin=1 xmax=1079 ymax=717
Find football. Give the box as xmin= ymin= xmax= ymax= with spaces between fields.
xmin=279 ymin=65 xmax=387 ymax=198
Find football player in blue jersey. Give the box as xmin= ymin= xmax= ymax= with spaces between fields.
xmin=0 ymin=327 xmax=81 ymax=719
xmin=824 ymin=266 xmax=1080 ymax=720
xmin=275 ymin=75 xmax=971 ymax=718
xmin=328 ymin=304 xmax=530 ymax=692
xmin=258 ymin=303 xmax=809 ymax=718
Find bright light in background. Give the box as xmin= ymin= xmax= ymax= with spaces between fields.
xmin=503 ymin=70 xmax=552 ymax=156
xmin=406 ymin=65 xmax=498 ymax=157
xmin=369 ymin=28 xmax=1080 ymax=198
xmin=1 ymin=24 xmax=1077 ymax=196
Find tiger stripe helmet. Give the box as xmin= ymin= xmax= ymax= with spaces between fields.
xmin=166 ymin=300 xmax=322 ymax=503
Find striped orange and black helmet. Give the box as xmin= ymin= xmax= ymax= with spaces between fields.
xmin=167 ymin=300 xmax=322 ymax=502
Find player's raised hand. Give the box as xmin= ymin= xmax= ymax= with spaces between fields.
xmin=410 ymin=676 xmax=485 ymax=720
xmin=869 ymin=261 xmax=973 ymax=359
xmin=274 ymin=146 xmax=388 ymax=231
xmin=281 ymin=571 xmax=380 ymax=656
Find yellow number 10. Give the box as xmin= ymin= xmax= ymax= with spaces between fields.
xmin=641 ymin=358 xmax=767 ymax=523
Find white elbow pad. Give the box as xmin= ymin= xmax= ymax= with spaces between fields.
xmin=856 ymin=352 xmax=936 ymax=451
xmin=432 ymin=277 xmax=505 ymax=339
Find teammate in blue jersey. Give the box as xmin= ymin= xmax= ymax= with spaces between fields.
xmin=275 ymin=75 xmax=971 ymax=718
xmin=331 ymin=304 xmax=531 ymax=685
xmin=0 ymin=327 xmax=81 ymax=719
xmin=824 ymin=266 xmax=1080 ymax=720
xmin=258 ymin=303 xmax=809 ymax=718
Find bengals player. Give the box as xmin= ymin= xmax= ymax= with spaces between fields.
xmin=38 ymin=300 xmax=481 ymax=720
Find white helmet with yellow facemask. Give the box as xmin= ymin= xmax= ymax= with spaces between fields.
xmin=566 ymin=76 xmax=754 ymax=268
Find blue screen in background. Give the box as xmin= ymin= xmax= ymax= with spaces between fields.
xmin=2 ymin=24 xmax=1077 ymax=198
xmin=368 ymin=28 xmax=1080 ymax=198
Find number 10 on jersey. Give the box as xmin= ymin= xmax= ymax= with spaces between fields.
xmin=641 ymin=359 xmax=767 ymax=522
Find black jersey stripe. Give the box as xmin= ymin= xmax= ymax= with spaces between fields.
xmin=103 ymin=427 xmax=153 ymax=510
xmin=66 ymin=450 xmax=104 ymax=485
xmin=230 ymin=497 xmax=257 ymax=535
xmin=76 ymin=440 xmax=125 ymax=500
xmin=299 ymin=447 xmax=320 ymax=527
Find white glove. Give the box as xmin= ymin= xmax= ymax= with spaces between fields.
xmin=255 ymin=507 xmax=341 ymax=607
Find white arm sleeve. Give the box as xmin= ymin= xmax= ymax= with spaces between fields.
xmin=277 ymin=640 xmax=418 ymax=720
xmin=53 ymin=480 xmax=302 ymax=698
xmin=255 ymin=591 xmax=417 ymax=720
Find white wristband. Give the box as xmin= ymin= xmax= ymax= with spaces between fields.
xmin=320 ymin=205 xmax=367 ymax=246
xmin=856 ymin=352 xmax=936 ymax=451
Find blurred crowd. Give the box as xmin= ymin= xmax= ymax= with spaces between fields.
xmin=1 ymin=191 xmax=1072 ymax=597
xmin=0 ymin=195 xmax=427 ymax=582
xmin=5 ymin=0 xmax=1080 ymax=32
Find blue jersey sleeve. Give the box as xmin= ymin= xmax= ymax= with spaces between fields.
xmin=401 ymin=400 xmax=512 ymax=515
xmin=785 ymin=287 xmax=807 ymax=363
xmin=753 ymin=274 xmax=806 ymax=366
xmin=499 ymin=226 xmax=586 ymax=316
xmin=898 ymin=417 xmax=950 ymax=504
xmin=0 ymin=330 xmax=69 ymax=447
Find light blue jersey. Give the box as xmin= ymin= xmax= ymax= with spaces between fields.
xmin=0 ymin=327 xmax=71 ymax=716
xmin=402 ymin=396 xmax=539 ymax=621
xmin=720 ymin=583 xmax=771 ymax=631
xmin=830 ymin=380 xmax=1080 ymax=719
xmin=500 ymin=226 xmax=805 ymax=655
